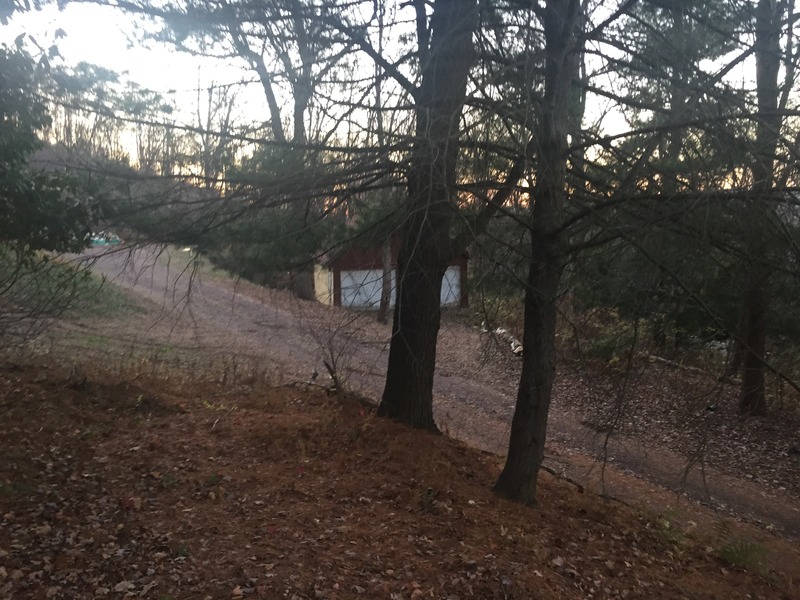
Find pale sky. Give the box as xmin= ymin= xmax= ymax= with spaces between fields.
xmin=1 ymin=2 xmax=766 ymax=155
xmin=1 ymin=3 xmax=267 ymax=121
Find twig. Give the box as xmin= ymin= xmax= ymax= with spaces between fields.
xmin=539 ymin=463 xmax=585 ymax=494
xmin=273 ymin=380 xmax=334 ymax=392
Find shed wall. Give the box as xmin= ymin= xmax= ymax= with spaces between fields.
xmin=313 ymin=264 xmax=333 ymax=306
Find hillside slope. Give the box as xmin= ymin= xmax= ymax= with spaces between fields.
xmin=1 ymin=362 xmax=798 ymax=599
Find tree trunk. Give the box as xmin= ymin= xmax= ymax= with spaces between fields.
xmin=494 ymin=0 xmax=580 ymax=504
xmin=740 ymin=274 xmax=767 ymax=414
xmin=493 ymin=224 xmax=564 ymax=503
xmin=379 ymin=248 xmax=446 ymax=429
xmin=725 ymin=308 xmax=746 ymax=378
xmin=739 ymin=0 xmax=782 ymax=415
xmin=378 ymin=0 xmax=478 ymax=429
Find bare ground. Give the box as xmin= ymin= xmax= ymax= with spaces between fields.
xmin=1 ymin=361 xmax=799 ymax=599
xmin=0 ymin=243 xmax=800 ymax=598
xmin=65 ymin=245 xmax=800 ymax=539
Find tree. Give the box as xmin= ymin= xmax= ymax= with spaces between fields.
xmin=0 ymin=43 xmax=92 ymax=258
xmin=737 ymin=0 xmax=785 ymax=415
xmin=45 ymin=0 xmax=800 ymax=465
xmin=0 ymin=42 xmax=94 ymax=341
xmin=377 ymin=0 xmax=556 ymax=429
xmin=493 ymin=0 xmax=581 ymax=504
xmin=377 ymin=0 xmax=479 ymax=429
xmin=599 ymin=0 xmax=797 ymax=415
xmin=372 ymin=0 xmax=393 ymax=326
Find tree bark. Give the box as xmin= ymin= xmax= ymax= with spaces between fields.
xmin=740 ymin=0 xmax=782 ymax=415
xmin=494 ymin=0 xmax=580 ymax=504
xmin=378 ymin=0 xmax=478 ymax=430
xmin=740 ymin=273 xmax=767 ymax=414
xmin=725 ymin=308 xmax=746 ymax=379
xmin=493 ymin=220 xmax=564 ymax=503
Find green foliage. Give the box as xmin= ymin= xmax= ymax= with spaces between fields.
xmin=571 ymin=219 xmax=744 ymax=351
xmin=717 ymin=537 xmax=766 ymax=572
xmin=0 ymin=39 xmax=96 ymax=328
xmin=0 ymin=45 xmax=93 ymax=257
xmin=346 ymin=191 xmax=405 ymax=248
xmin=652 ymin=510 xmax=689 ymax=551
xmin=714 ymin=521 xmax=766 ymax=572
xmin=161 ymin=473 xmax=178 ymax=490
xmin=570 ymin=195 xmax=800 ymax=356
xmin=0 ymin=481 xmax=33 ymax=496
xmin=0 ymin=251 xmax=139 ymax=327
xmin=0 ymin=250 xmax=91 ymax=327
xmin=200 ymin=204 xmax=343 ymax=286
xmin=581 ymin=314 xmax=639 ymax=362
xmin=198 ymin=146 xmax=351 ymax=286
xmin=468 ymin=208 xmax=529 ymax=332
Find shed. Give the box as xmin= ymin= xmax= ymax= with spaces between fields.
xmin=315 ymin=238 xmax=468 ymax=309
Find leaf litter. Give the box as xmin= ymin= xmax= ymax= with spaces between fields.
xmin=0 ymin=362 xmax=798 ymax=599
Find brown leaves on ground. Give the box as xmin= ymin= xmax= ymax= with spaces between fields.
xmin=0 ymin=362 xmax=798 ymax=599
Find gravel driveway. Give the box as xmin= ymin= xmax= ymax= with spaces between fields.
xmin=75 ymin=245 xmax=800 ymax=540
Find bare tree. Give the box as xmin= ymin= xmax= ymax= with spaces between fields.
xmin=193 ymin=81 xmax=238 ymax=189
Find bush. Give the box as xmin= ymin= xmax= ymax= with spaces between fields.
xmin=575 ymin=309 xmax=640 ymax=362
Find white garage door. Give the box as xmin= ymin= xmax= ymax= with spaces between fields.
xmin=441 ymin=266 xmax=461 ymax=305
xmin=341 ymin=267 xmax=459 ymax=308
xmin=341 ymin=269 xmax=396 ymax=309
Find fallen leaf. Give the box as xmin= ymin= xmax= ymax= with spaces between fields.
xmin=140 ymin=581 xmax=156 ymax=595
xmin=114 ymin=580 xmax=135 ymax=592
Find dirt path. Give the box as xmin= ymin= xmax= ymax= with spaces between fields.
xmin=72 ymin=245 xmax=800 ymax=541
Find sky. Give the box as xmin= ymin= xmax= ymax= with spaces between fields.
xmin=2 ymin=2 xmax=762 ymax=153
xmin=1 ymin=2 xmax=267 ymax=122
xmin=6 ymin=4 xmax=192 ymax=91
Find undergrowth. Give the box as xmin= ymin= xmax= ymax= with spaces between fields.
xmin=714 ymin=520 xmax=767 ymax=572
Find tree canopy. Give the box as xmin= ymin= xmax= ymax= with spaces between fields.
xmin=0 ymin=43 xmax=92 ymax=258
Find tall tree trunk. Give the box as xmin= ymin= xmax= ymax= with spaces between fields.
xmin=740 ymin=273 xmax=767 ymax=414
xmin=378 ymin=0 xmax=478 ymax=429
xmin=740 ymin=0 xmax=782 ymax=415
xmin=494 ymin=0 xmax=580 ymax=504
xmin=725 ymin=307 xmax=746 ymax=378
